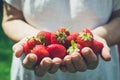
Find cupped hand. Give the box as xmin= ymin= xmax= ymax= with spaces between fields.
xmin=61 ymin=47 xmax=98 ymax=72
xmin=60 ymin=34 xmax=111 ymax=73
xmin=12 ymin=37 xmax=63 ymax=77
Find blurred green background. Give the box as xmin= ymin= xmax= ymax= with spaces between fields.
xmin=0 ymin=1 xmax=13 ymax=80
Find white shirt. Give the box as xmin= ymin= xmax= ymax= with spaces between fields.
xmin=4 ymin=0 xmax=120 ymax=80
xmin=4 ymin=0 xmax=120 ymax=31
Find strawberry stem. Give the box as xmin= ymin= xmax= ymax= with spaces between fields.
xmin=67 ymin=40 xmax=80 ymax=55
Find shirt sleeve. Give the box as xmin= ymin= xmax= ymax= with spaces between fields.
xmin=113 ymin=0 xmax=120 ymax=11
xmin=3 ymin=0 xmax=22 ymax=10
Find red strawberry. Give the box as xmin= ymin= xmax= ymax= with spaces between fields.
xmin=23 ymin=42 xmax=30 ymax=54
xmin=23 ymin=37 xmax=41 ymax=54
xmin=36 ymin=31 xmax=51 ymax=46
xmin=64 ymin=32 xmax=79 ymax=48
xmin=51 ymin=31 xmax=67 ymax=44
xmin=82 ymin=28 xmax=93 ymax=37
xmin=47 ymin=44 xmax=67 ymax=59
xmin=77 ymin=43 xmax=83 ymax=52
xmin=67 ymin=40 xmax=83 ymax=54
xmin=76 ymin=28 xmax=93 ymax=47
xmin=31 ymin=45 xmax=50 ymax=61
xmin=92 ymin=40 xmax=104 ymax=53
xmin=64 ymin=35 xmax=77 ymax=48
xmin=57 ymin=27 xmax=70 ymax=36
xmin=70 ymin=32 xmax=79 ymax=38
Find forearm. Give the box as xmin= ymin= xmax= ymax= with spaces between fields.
xmin=2 ymin=20 xmax=39 ymax=42
xmin=92 ymin=17 xmax=120 ymax=46
xmin=2 ymin=2 xmax=39 ymax=42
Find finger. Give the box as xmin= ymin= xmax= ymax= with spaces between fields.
xmin=71 ymin=52 xmax=87 ymax=72
xmin=94 ymin=37 xmax=111 ymax=61
xmin=35 ymin=57 xmax=52 ymax=77
xmin=12 ymin=38 xmax=28 ymax=57
xmin=101 ymin=45 xmax=111 ymax=61
xmin=23 ymin=53 xmax=37 ymax=69
xmin=81 ymin=47 xmax=98 ymax=69
xmin=64 ymin=55 xmax=76 ymax=73
xmin=13 ymin=43 xmax=24 ymax=57
xmin=48 ymin=58 xmax=62 ymax=74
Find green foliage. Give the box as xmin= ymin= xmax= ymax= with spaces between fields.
xmin=0 ymin=1 xmax=13 ymax=80
xmin=0 ymin=19 xmax=13 ymax=80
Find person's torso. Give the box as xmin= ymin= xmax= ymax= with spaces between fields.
xmin=22 ymin=0 xmax=112 ymax=31
xmin=10 ymin=0 xmax=120 ymax=80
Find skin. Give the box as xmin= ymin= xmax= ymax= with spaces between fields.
xmin=2 ymin=2 xmax=120 ymax=77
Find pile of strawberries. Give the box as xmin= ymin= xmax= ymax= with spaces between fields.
xmin=23 ymin=28 xmax=104 ymax=62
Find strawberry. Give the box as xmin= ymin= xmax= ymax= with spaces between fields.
xmin=64 ymin=32 xmax=79 ymax=48
xmin=57 ymin=27 xmax=70 ymax=36
xmin=31 ymin=45 xmax=50 ymax=61
xmin=64 ymin=35 xmax=77 ymax=48
xmin=23 ymin=37 xmax=41 ymax=54
xmin=51 ymin=31 xmax=67 ymax=44
xmin=36 ymin=31 xmax=51 ymax=46
xmin=47 ymin=44 xmax=67 ymax=59
xmin=51 ymin=27 xmax=70 ymax=44
xmin=76 ymin=28 xmax=93 ymax=47
xmin=23 ymin=42 xmax=30 ymax=54
xmin=92 ymin=40 xmax=104 ymax=53
xmin=67 ymin=40 xmax=83 ymax=54
xmin=82 ymin=28 xmax=93 ymax=37
xmin=70 ymin=32 xmax=79 ymax=39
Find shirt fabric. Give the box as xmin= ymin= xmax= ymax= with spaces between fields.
xmin=4 ymin=0 xmax=120 ymax=80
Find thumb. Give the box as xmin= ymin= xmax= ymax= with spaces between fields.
xmin=12 ymin=43 xmax=24 ymax=57
xmin=101 ymin=46 xmax=111 ymax=61
xmin=12 ymin=38 xmax=28 ymax=57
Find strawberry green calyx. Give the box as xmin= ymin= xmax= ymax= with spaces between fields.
xmin=80 ymin=32 xmax=93 ymax=41
xmin=37 ymin=35 xmax=46 ymax=45
xmin=29 ymin=36 xmax=37 ymax=40
xmin=57 ymin=27 xmax=70 ymax=36
xmin=36 ymin=31 xmax=51 ymax=46
xmin=56 ymin=31 xmax=67 ymax=43
xmin=67 ymin=40 xmax=80 ymax=55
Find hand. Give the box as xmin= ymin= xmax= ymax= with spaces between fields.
xmin=60 ymin=34 xmax=111 ymax=73
xmin=12 ymin=37 xmax=62 ymax=77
